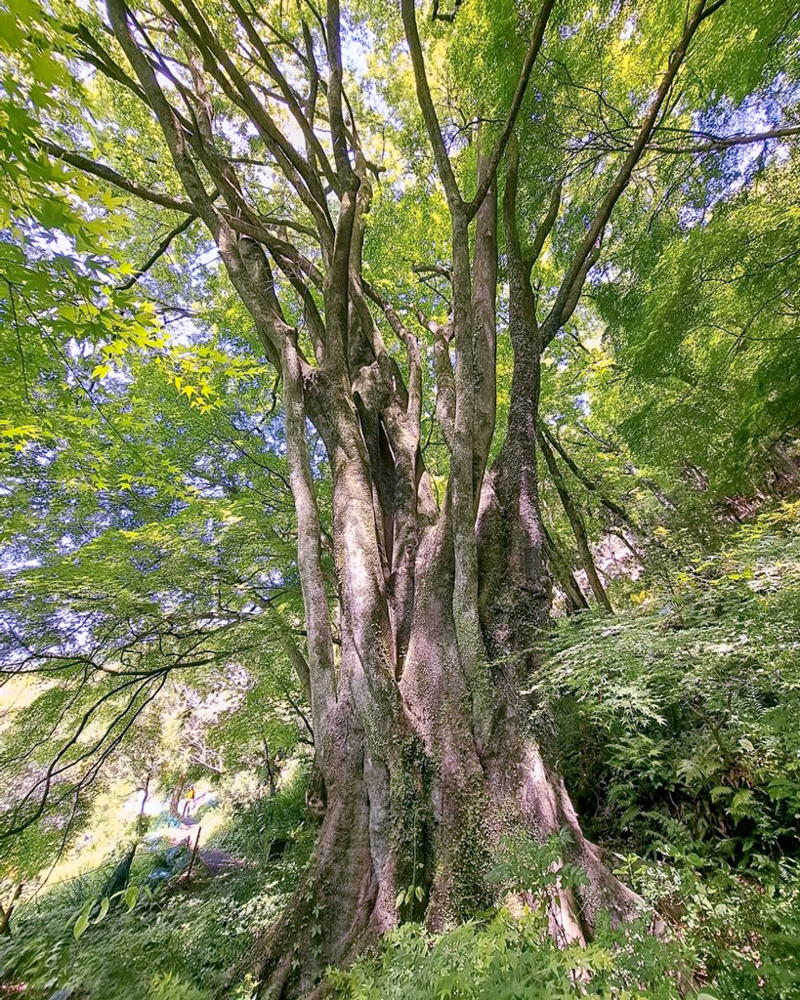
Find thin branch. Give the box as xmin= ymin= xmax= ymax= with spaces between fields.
xmin=412 ymin=263 xmax=452 ymax=282
xmin=466 ymin=0 xmax=556 ymax=220
xmin=647 ymin=124 xmax=800 ymax=154
xmin=117 ymin=214 xmax=198 ymax=290
xmin=38 ymin=140 xmax=195 ymax=214
xmin=542 ymin=0 xmax=731 ymax=343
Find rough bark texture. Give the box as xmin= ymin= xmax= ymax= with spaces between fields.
xmin=52 ymin=1 xmax=731 ymax=995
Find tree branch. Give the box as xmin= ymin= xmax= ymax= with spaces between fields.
xmin=525 ymin=177 xmax=563 ymax=273
xmin=542 ymin=0 xmax=730 ymax=341
xmin=38 ymin=140 xmax=196 ymax=214
xmin=466 ymin=0 xmax=556 ymax=220
xmin=648 ymin=124 xmax=800 ymax=154
xmin=117 ymin=214 xmax=198 ymax=290
xmin=400 ymin=0 xmax=462 ymax=208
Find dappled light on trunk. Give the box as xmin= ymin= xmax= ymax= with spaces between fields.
xmin=1 ymin=0 xmax=799 ymax=997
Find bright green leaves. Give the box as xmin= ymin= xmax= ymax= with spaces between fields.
xmin=0 ymin=0 xmax=75 ymax=134
xmin=0 ymin=0 xmax=169 ymax=491
xmin=545 ymin=501 xmax=800 ymax=863
xmin=73 ymin=884 xmax=141 ymax=939
xmin=591 ymin=148 xmax=800 ymax=500
xmin=161 ymin=344 xmax=273 ymax=415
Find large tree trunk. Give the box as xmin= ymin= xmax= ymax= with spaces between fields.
xmin=251 ymin=132 xmax=641 ymax=1000
xmin=253 ymin=147 xmax=639 ymax=999
xmin=254 ymin=513 xmax=640 ymax=999
xmin=91 ymin=5 xmax=720 ymax=995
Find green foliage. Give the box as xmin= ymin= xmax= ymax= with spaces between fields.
xmin=207 ymin=763 xmax=315 ymax=867
xmin=0 ymin=775 xmax=309 ymax=999
xmin=531 ymin=502 xmax=800 ymax=997
xmin=592 ymin=151 xmax=800 ymax=500
xmin=618 ymin=854 xmax=800 ymax=1000
xmin=488 ymin=829 xmax=588 ymax=902
xmin=545 ymin=502 xmax=800 ymax=863
xmin=332 ymin=909 xmax=685 ymax=1000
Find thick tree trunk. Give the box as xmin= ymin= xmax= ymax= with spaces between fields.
xmin=252 ymin=130 xmax=639 ymax=1000
xmin=255 ymin=655 xmax=641 ymax=999
xmin=254 ymin=513 xmax=640 ymax=1000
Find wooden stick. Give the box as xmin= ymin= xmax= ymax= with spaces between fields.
xmin=185 ymin=826 xmax=202 ymax=881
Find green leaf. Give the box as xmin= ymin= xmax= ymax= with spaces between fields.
xmin=94 ymin=896 xmax=110 ymax=924
xmin=73 ymin=898 xmax=94 ymax=940
xmin=0 ymin=12 xmax=24 ymax=48
xmin=30 ymin=51 xmax=67 ymax=89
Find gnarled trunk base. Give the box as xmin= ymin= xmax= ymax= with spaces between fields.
xmin=253 ymin=526 xmax=642 ymax=999
xmin=254 ymin=732 xmax=641 ymax=1000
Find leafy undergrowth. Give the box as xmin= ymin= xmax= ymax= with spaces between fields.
xmin=0 ymin=770 xmax=313 ymax=1000
xmin=4 ymin=507 xmax=800 ymax=999
xmin=545 ymin=501 xmax=800 ymax=998
xmin=548 ymin=502 xmax=800 ymax=867
xmin=333 ymin=910 xmax=687 ymax=1000
xmin=334 ymin=842 xmax=799 ymax=1000
xmin=336 ymin=504 xmax=800 ymax=1000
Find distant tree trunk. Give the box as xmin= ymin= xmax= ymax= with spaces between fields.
xmin=135 ymin=771 xmax=151 ymax=837
xmin=169 ymin=776 xmax=185 ymax=820
xmin=542 ymin=524 xmax=591 ymax=613
xmin=140 ymin=774 xmax=149 ymax=816
xmin=0 ymin=884 xmax=23 ymax=937
xmin=538 ymin=430 xmax=614 ymax=613
xmin=263 ymin=738 xmax=277 ymax=797
xmin=539 ymin=422 xmax=640 ymax=531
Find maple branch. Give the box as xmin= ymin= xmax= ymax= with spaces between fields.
xmin=39 ymin=141 xmax=196 ymax=214
xmin=542 ymin=0 xmax=730 ymax=342
xmin=466 ymin=0 xmax=556 ymax=220
xmin=648 ymin=124 xmax=800 ymax=154
xmin=117 ymin=214 xmax=198 ymax=290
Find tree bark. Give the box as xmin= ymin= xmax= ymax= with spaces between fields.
xmin=252 ymin=132 xmax=636 ymax=1000
xmin=62 ymin=2 xmax=729 ymax=994
xmin=0 ymin=884 xmax=23 ymax=937
xmin=169 ymin=775 xmax=185 ymax=820
xmin=254 ymin=513 xmax=640 ymax=999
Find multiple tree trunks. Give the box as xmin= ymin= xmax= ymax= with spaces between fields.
xmin=254 ymin=515 xmax=641 ymax=1000
xmin=49 ymin=0 xmax=739 ymax=995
